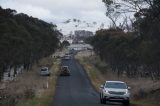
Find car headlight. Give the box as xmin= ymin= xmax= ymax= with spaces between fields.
xmin=104 ymin=89 xmax=109 ymax=94
xmin=125 ymin=90 xmax=130 ymax=95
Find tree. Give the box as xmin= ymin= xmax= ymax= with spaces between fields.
xmin=88 ymin=0 xmax=160 ymax=79
xmin=61 ymin=40 xmax=70 ymax=47
xmin=102 ymin=0 xmax=150 ymax=15
xmin=0 ymin=7 xmax=60 ymax=80
xmin=102 ymin=0 xmax=151 ymax=29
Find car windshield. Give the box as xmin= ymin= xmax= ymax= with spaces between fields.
xmin=41 ymin=68 xmax=47 ymax=71
xmin=62 ymin=67 xmax=68 ymax=71
xmin=62 ymin=67 xmax=68 ymax=69
xmin=105 ymin=82 xmax=127 ymax=89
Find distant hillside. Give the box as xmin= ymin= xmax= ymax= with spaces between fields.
xmin=58 ymin=18 xmax=107 ymax=35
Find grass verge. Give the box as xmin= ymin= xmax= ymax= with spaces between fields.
xmin=17 ymin=58 xmax=60 ymax=106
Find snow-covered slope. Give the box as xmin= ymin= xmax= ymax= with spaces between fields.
xmin=57 ymin=18 xmax=108 ymax=35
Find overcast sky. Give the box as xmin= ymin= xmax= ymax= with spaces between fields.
xmin=0 ymin=0 xmax=110 ymax=34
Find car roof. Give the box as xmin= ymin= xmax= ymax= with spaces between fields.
xmin=105 ymin=81 xmax=125 ymax=83
xmin=41 ymin=67 xmax=48 ymax=69
xmin=62 ymin=66 xmax=68 ymax=68
xmin=65 ymin=54 xmax=71 ymax=56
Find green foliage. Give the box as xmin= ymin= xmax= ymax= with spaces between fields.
xmin=89 ymin=0 xmax=160 ymax=79
xmin=0 ymin=7 xmax=60 ymax=79
xmin=88 ymin=27 xmax=160 ymax=78
xmin=88 ymin=28 xmax=138 ymax=73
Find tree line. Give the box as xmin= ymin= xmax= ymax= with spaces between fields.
xmin=0 ymin=7 xmax=60 ymax=79
xmin=87 ymin=0 xmax=160 ymax=79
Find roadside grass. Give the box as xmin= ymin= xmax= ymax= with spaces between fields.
xmin=75 ymin=51 xmax=160 ymax=106
xmin=0 ymin=55 xmax=60 ymax=106
xmin=17 ymin=58 xmax=60 ymax=106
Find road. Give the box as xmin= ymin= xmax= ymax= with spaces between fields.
xmin=53 ymin=56 xmax=125 ymax=106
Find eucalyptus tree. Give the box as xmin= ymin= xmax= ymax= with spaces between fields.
xmin=0 ymin=7 xmax=60 ymax=80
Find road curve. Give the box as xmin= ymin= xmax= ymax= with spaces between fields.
xmin=53 ymin=56 xmax=124 ymax=106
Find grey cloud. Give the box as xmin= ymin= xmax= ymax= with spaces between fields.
xmin=0 ymin=0 xmax=109 ymax=34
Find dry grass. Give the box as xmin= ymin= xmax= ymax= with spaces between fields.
xmin=17 ymin=57 xmax=60 ymax=106
xmin=75 ymin=50 xmax=160 ymax=106
xmin=0 ymin=55 xmax=60 ymax=106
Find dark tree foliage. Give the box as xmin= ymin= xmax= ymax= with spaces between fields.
xmin=136 ymin=0 xmax=160 ymax=79
xmin=61 ymin=40 xmax=70 ymax=47
xmin=88 ymin=0 xmax=160 ymax=79
xmin=88 ymin=28 xmax=139 ymax=77
xmin=0 ymin=7 xmax=60 ymax=79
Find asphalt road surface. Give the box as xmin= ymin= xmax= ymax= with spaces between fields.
xmin=53 ymin=56 xmax=125 ymax=106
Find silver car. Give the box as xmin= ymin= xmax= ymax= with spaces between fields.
xmin=100 ymin=81 xmax=130 ymax=105
xmin=40 ymin=67 xmax=50 ymax=76
xmin=63 ymin=55 xmax=71 ymax=60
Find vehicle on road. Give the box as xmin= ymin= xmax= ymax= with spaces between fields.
xmin=100 ymin=81 xmax=130 ymax=105
xmin=63 ymin=54 xmax=71 ymax=60
xmin=40 ymin=67 xmax=50 ymax=76
xmin=60 ymin=66 xmax=71 ymax=76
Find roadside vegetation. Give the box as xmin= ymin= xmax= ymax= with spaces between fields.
xmin=0 ymin=56 xmax=60 ymax=106
xmin=0 ymin=7 xmax=61 ymax=79
xmin=84 ymin=1 xmax=160 ymax=105
xmin=86 ymin=0 xmax=160 ymax=80
xmin=83 ymin=1 xmax=160 ymax=105
xmin=86 ymin=27 xmax=160 ymax=80
xmin=76 ymin=51 xmax=160 ymax=106
xmin=0 ymin=6 xmax=62 ymax=106
xmin=18 ymin=57 xmax=60 ymax=106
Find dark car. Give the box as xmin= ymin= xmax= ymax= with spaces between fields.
xmin=60 ymin=66 xmax=70 ymax=76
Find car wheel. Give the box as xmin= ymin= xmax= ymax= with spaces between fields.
xmin=100 ymin=94 xmax=103 ymax=103
xmin=100 ymin=94 xmax=106 ymax=104
xmin=123 ymin=100 xmax=130 ymax=106
xmin=101 ymin=98 xmax=106 ymax=104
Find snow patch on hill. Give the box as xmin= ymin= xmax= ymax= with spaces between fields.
xmin=57 ymin=18 xmax=109 ymax=35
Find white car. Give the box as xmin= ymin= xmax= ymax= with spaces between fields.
xmin=40 ymin=67 xmax=50 ymax=76
xmin=100 ymin=81 xmax=130 ymax=105
xmin=63 ymin=55 xmax=71 ymax=60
